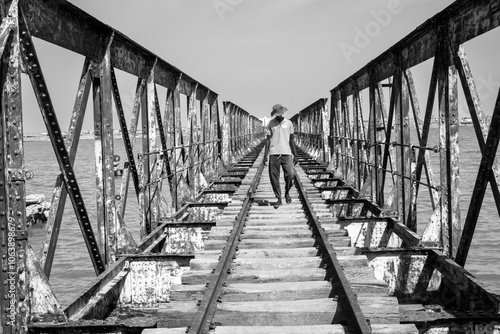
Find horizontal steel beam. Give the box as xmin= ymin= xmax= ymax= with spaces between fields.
xmin=331 ymin=0 xmax=500 ymax=95
xmin=20 ymin=0 xmax=218 ymax=101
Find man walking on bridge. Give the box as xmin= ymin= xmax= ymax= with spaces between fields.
xmin=264 ymin=104 xmax=298 ymax=209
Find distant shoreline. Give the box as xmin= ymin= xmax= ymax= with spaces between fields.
xmin=23 ymin=134 xmax=124 ymax=142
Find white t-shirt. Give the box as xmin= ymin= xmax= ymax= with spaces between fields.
xmin=267 ymin=118 xmax=294 ymax=155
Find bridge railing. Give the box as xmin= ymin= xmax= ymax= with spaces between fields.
xmin=0 ymin=1 xmax=263 ymax=332
xmin=292 ymin=0 xmax=500 ymax=313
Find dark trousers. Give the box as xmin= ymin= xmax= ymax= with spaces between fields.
xmin=269 ymin=155 xmax=294 ymax=199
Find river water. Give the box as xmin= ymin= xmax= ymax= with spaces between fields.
xmin=24 ymin=126 xmax=500 ymax=306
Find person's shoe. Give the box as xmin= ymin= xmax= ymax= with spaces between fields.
xmin=285 ymin=194 xmax=292 ymax=204
xmin=274 ymin=199 xmax=282 ymax=209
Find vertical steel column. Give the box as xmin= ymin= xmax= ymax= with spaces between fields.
xmin=344 ymin=97 xmax=354 ymax=180
xmin=139 ymin=68 xmax=152 ymax=236
xmin=340 ymin=90 xmax=348 ymax=179
xmin=357 ymin=90 xmax=369 ymax=190
xmin=373 ymin=82 xmax=385 ymax=206
xmin=321 ymin=99 xmax=330 ymax=165
xmin=353 ymin=86 xmax=361 ymax=190
xmin=168 ymin=80 xmax=182 ymax=210
xmin=92 ymin=40 xmax=118 ymax=264
xmin=331 ymin=92 xmax=341 ymax=173
xmin=393 ymin=62 xmax=411 ymax=223
xmin=401 ymin=59 xmax=412 ymax=229
xmin=114 ymin=77 xmax=142 ymax=219
xmin=201 ymin=93 xmax=210 ymax=179
xmin=147 ymin=74 xmax=160 ymax=228
xmin=187 ymin=84 xmax=197 ymax=190
xmin=222 ymin=102 xmax=231 ymax=168
xmin=437 ymin=28 xmax=461 ymax=257
xmin=155 ymin=85 xmax=172 ymax=218
xmin=211 ymin=100 xmax=219 ymax=177
xmin=367 ymin=79 xmax=377 ymax=202
xmin=0 ymin=2 xmax=27 ymax=331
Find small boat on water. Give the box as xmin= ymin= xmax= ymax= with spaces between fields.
xmin=460 ymin=116 xmax=473 ymax=125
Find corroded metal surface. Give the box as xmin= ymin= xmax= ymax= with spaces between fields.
xmin=290 ymin=0 xmax=500 ymax=325
xmin=0 ymin=1 xmax=265 ymax=332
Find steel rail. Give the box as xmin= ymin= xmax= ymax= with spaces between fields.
xmin=187 ymin=150 xmax=265 ymax=334
xmin=294 ymin=171 xmax=372 ymax=333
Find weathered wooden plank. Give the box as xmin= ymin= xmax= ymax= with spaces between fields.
xmin=144 ymin=324 xmax=419 ymax=334
xmin=159 ymin=297 xmax=399 ymax=327
xmin=215 ymin=297 xmax=400 ymax=325
xmin=429 ymin=250 xmax=500 ymax=311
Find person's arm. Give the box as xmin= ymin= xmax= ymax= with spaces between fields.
xmin=290 ymin=134 xmax=298 ymax=165
xmin=263 ymin=135 xmax=270 ymax=165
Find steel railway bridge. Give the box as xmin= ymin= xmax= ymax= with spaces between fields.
xmin=1 ymin=0 xmax=500 ymax=333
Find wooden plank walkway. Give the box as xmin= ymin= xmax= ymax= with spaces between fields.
xmin=144 ymin=152 xmax=418 ymax=333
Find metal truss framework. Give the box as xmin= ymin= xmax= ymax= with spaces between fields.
xmin=292 ymin=0 xmax=500 ymax=318
xmin=0 ymin=0 xmax=263 ymax=332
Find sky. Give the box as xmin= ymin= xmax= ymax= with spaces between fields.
xmin=21 ymin=0 xmax=500 ymax=133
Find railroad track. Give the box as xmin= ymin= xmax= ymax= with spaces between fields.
xmin=145 ymin=149 xmax=418 ymax=334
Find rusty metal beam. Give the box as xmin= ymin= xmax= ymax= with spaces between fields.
xmin=20 ymin=0 xmax=218 ymax=101
xmin=0 ymin=2 xmax=28 ymax=331
xmin=92 ymin=42 xmax=118 ymax=264
xmin=437 ymin=31 xmax=460 ymax=258
xmin=455 ymin=46 xmax=500 ymax=219
xmin=40 ymin=58 xmax=91 ymax=278
xmin=112 ymin=70 xmax=141 ymax=220
xmin=331 ymin=0 xmax=500 ymax=96
xmin=455 ymin=88 xmax=500 ymax=267
xmin=20 ymin=10 xmax=105 ymax=275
